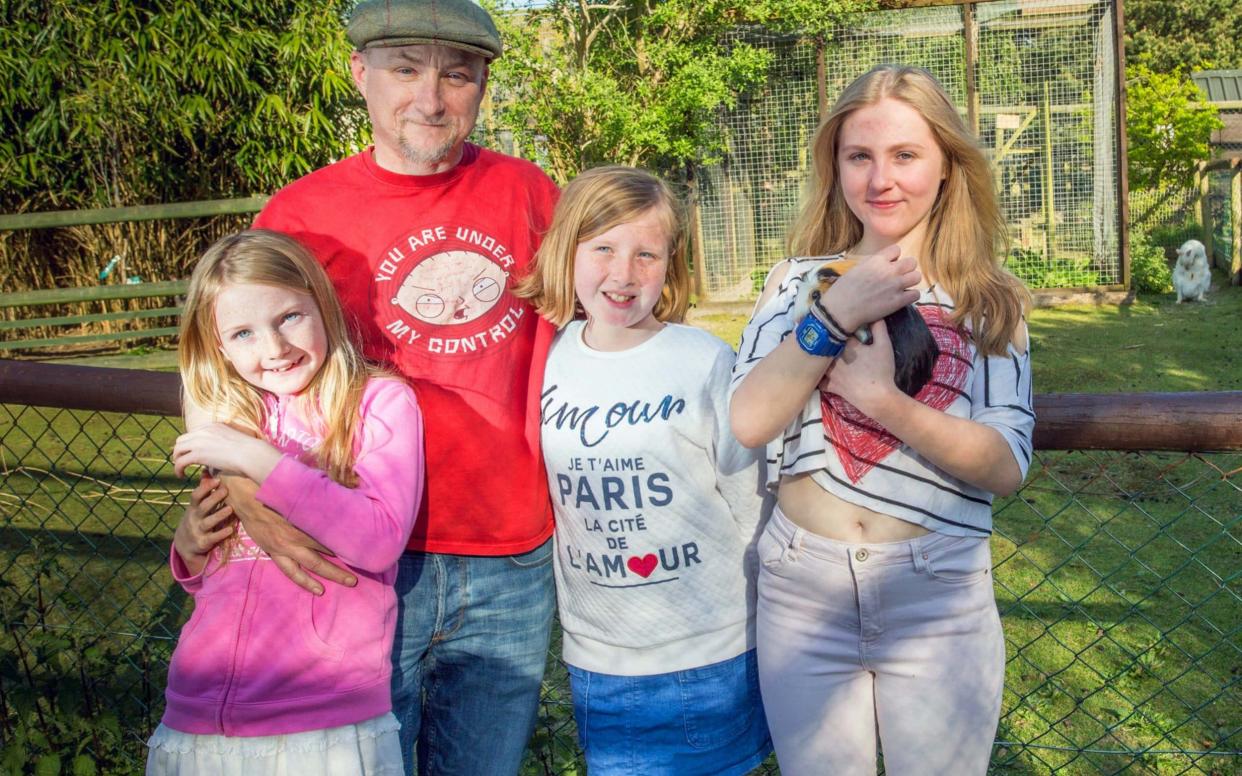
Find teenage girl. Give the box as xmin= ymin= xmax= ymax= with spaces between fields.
xmin=147 ymin=230 xmax=423 ymax=776
xmin=516 ymin=165 xmax=773 ymax=775
xmin=730 ymin=65 xmax=1034 ymax=775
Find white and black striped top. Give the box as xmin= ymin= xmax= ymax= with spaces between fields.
xmin=730 ymin=257 xmax=1034 ymax=537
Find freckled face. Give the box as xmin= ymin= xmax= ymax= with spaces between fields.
xmin=214 ymin=283 xmax=328 ymax=397
xmin=394 ymin=250 xmax=505 ymax=325
xmin=573 ymin=208 xmax=671 ymax=352
xmin=837 ymin=97 xmax=947 ymax=255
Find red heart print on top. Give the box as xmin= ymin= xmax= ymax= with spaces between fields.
xmin=820 ymin=304 xmax=971 ymax=483
xmin=627 ymin=554 xmax=658 ymax=578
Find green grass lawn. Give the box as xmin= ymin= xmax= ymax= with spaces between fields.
xmin=693 ymin=277 xmax=1242 ymax=394
xmin=1027 ymin=284 xmax=1241 ymax=393
xmin=2 ymin=281 xmax=1239 ymax=774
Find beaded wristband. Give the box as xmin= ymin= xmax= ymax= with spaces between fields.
xmin=808 ymin=290 xmax=850 ymax=341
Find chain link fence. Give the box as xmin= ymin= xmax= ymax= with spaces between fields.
xmin=2 ymin=383 xmax=1239 ymax=774
xmin=697 ymin=0 xmax=1122 ymax=300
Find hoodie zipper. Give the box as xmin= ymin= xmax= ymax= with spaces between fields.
xmin=216 ymin=558 xmax=260 ymax=734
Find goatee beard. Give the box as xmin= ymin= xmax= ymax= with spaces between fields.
xmin=399 ymin=132 xmax=457 ymax=168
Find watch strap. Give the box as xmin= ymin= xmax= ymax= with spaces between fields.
xmin=795 ymin=314 xmax=845 ymax=358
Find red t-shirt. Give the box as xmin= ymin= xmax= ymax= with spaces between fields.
xmin=254 ymin=144 xmax=559 ymax=555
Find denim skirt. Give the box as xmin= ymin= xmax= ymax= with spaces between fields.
xmin=567 ymin=649 xmax=772 ymax=776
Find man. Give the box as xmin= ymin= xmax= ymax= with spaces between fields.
xmin=236 ymin=0 xmax=560 ymax=772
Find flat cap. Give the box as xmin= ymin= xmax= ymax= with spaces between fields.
xmin=348 ymin=0 xmax=502 ymax=61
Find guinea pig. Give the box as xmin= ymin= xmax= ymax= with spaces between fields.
xmin=798 ymin=259 xmax=938 ymax=398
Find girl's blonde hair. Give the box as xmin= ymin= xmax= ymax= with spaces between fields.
xmin=516 ymin=165 xmax=690 ymax=327
xmin=787 ymin=64 xmax=1029 ymax=355
xmin=179 ymin=229 xmax=373 ymax=486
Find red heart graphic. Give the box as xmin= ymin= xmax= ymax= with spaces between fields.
xmin=627 ymin=554 xmax=658 ymax=578
xmin=821 ymin=305 xmax=971 ymax=483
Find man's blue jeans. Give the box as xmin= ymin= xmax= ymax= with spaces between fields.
xmin=390 ymin=538 xmax=555 ymax=776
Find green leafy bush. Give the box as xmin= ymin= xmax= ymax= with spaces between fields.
xmin=1126 ymin=65 xmax=1222 ymax=191
xmin=1129 ymin=231 xmax=1173 ymax=293
xmin=1006 ymin=248 xmax=1102 ymax=288
xmin=751 ymin=266 xmax=770 ymax=294
xmin=0 ymin=551 xmax=162 ymax=774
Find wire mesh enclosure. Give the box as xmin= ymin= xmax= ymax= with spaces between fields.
xmin=1131 ymin=161 xmax=1240 ymax=277
xmin=1207 ymin=166 xmax=1238 ymax=268
xmin=2 ymin=372 xmax=1239 ymax=774
xmin=1130 ymin=186 xmax=1198 ymax=237
xmin=697 ymin=0 xmax=1123 ymax=300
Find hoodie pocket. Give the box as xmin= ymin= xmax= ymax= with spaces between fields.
xmin=166 ymin=592 xmax=235 ymax=700
xmin=300 ymin=591 xmax=346 ymax=662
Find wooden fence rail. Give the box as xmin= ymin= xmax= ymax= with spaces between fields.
xmin=0 ymin=280 xmax=188 ymax=308
xmin=0 ymin=196 xmax=268 ymax=231
xmin=0 ymin=281 xmax=188 ymax=352
xmin=2 ymin=360 xmax=1240 ymax=452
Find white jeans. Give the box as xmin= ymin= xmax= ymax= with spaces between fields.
xmin=756 ymin=507 xmax=1004 ymax=776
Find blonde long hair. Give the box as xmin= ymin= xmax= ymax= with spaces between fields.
xmin=787 ymin=64 xmax=1029 ymax=355
xmin=179 ymin=230 xmax=375 ymax=486
xmin=515 ymin=165 xmax=690 ymax=327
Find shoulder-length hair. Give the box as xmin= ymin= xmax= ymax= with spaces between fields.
xmin=515 ymin=165 xmax=690 ymax=327
xmin=787 ymin=64 xmax=1029 ymax=355
xmin=179 ymin=229 xmax=376 ymax=486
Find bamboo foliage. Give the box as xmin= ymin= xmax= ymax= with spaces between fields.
xmin=0 ymin=0 xmax=368 ymax=291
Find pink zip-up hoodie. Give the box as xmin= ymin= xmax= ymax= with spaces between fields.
xmin=161 ymin=377 xmax=423 ymax=737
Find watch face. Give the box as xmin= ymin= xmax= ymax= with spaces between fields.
xmin=799 ymin=324 xmax=823 ymax=350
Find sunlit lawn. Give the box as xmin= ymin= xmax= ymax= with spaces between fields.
xmin=692 ymin=273 xmax=1242 ymax=394
xmin=2 ymin=277 xmax=1239 ymax=774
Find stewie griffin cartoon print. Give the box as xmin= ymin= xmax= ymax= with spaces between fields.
xmin=394 ymin=250 xmax=506 ymax=325
xmin=372 ymin=225 xmax=531 ymax=360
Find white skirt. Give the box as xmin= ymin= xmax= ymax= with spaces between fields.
xmin=146 ymin=712 xmax=403 ymax=776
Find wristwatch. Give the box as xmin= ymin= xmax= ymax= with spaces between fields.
xmin=795 ymin=314 xmax=845 ymax=358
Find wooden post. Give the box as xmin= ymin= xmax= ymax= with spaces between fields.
xmin=686 ymin=166 xmax=708 ymax=301
xmin=962 ymin=2 xmax=980 ymax=136
xmin=1043 ymin=81 xmax=1055 ymax=260
xmin=722 ymin=174 xmax=738 ymax=290
xmin=1114 ymin=0 xmax=1130 ymax=290
xmin=1196 ymin=161 xmax=1214 ymax=259
xmin=816 ymin=36 xmax=829 ymax=122
xmin=993 ymin=123 xmax=1004 ymax=193
xmin=1231 ymin=159 xmax=1241 ymax=286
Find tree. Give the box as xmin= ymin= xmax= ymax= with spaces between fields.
xmin=484 ymin=0 xmax=766 ymax=184
xmin=1125 ymin=65 xmax=1222 ymax=191
xmin=484 ymin=0 xmax=874 ymax=184
xmin=1124 ymin=0 xmax=1242 ymax=75
xmin=0 ymin=0 xmax=367 ymax=212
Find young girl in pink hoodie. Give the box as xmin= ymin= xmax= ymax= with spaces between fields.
xmin=146 ymin=230 xmax=423 ymax=775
